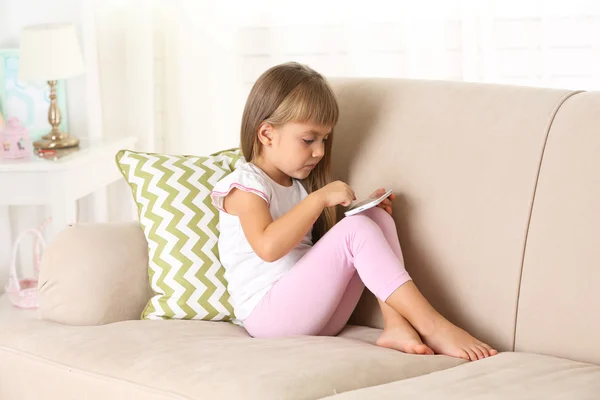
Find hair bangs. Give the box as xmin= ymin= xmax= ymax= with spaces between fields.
xmin=270 ymin=79 xmax=339 ymax=128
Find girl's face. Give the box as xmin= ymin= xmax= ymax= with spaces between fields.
xmin=259 ymin=121 xmax=331 ymax=182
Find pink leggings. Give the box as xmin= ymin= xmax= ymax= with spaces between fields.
xmin=243 ymin=207 xmax=412 ymax=338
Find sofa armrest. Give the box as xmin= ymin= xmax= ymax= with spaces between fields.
xmin=38 ymin=221 xmax=153 ymax=325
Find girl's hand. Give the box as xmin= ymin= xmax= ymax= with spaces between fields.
xmin=316 ymin=180 xmax=356 ymax=207
xmin=370 ymin=188 xmax=395 ymax=216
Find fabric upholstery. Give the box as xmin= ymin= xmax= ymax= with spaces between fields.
xmin=322 ymin=352 xmax=600 ymax=399
xmin=329 ymin=78 xmax=575 ymax=352
xmin=0 ymin=313 xmax=464 ymax=400
xmin=514 ymin=92 xmax=600 ymax=365
xmin=37 ymin=222 xmax=153 ymax=325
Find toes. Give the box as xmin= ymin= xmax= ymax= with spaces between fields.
xmin=465 ymin=349 xmax=478 ymax=361
xmin=477 ymin=345 xmax=490 ymax=358
xmin=414 ymin=344 xmax=430 ymax=355
xmin=480 ymin=342 xmax=499 ymax=356
xmin=479 ymin=346 xmax=491 ymax=358
xmin=458 ymin=349 xmax=471 ymax=361
xmin=472 ymin=346 xmax=485 ymax=360
xmin=414 ymin=344 xmax=435 ymax=356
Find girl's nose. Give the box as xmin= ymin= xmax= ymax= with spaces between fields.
xmin=313 ymin=143 xmax=325 ymax=158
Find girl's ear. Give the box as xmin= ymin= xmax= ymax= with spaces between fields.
xmin=257 ymin=122 xmax=274 ymax=146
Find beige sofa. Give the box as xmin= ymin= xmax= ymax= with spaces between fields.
xmin=1 ymin=78 xmax=599 ymax=399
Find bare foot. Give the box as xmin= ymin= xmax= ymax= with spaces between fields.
xmin=376 ymin=326 xmax=434 ymax=355
xmin=420 ymin=318 xmax=498 ymax=361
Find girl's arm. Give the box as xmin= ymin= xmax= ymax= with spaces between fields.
xmin=223 ymin=181 xmax=354 ymax=262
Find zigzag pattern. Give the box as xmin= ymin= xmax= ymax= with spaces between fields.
xmin=116 ymin=149 xmax=243 ymax=321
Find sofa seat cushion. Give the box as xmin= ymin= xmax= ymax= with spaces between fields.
xmin=0 ymin=313 xmax=464 ymax=400
xmin=323 ymin=352 xmax=600 ymax=399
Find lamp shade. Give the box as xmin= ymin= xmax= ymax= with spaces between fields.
xmin=18 ymin=23 xmax=85 ymax=81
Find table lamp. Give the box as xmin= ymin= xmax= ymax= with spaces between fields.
xmin=18 ymin=23 xmax=85 ymax=149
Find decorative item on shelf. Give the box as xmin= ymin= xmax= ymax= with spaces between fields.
xmin=0 ymin=49 xmax=70 ymax=141
xmin=18 ymin=23 xmax=85 ymax=150
xmin=35 ymin=146 xmax=80 ymax=160
xmin=0 ymin=117 xmax=32 ymax=159
xmin=5 ymin=227 xmax=47 ymax=309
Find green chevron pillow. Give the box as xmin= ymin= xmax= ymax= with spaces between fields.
xmin=116 ymin=148 xmax=244 ymax=321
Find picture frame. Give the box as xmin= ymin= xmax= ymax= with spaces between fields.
xmin=0 ymin=49 xmax=69 ymax=140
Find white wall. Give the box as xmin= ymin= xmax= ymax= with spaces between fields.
xmin=0 ymin=0 xmax=89 ymax=291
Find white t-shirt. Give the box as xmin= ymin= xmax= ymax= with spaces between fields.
xmin=210 ymin=162 xmax=313 ymax=321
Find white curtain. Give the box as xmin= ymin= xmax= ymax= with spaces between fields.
xmin=147 ymin=0 xmax=600 ymax=155
xmin=83 ymin=0 xmax=600 ymax=155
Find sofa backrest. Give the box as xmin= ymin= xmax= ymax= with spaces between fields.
xmin=329 ymin=78 xmax=585 ymax=356
xmin=514 ymin=92 xmax=600 ymax=365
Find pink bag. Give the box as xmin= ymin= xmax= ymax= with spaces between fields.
xmin=5 ymin=228 xmax=46 ymax=309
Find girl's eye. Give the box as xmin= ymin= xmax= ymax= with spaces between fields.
xmin=303 ymin=138 xmax=328 ymax=144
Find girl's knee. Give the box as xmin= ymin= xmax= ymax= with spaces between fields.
xmin=363 ymin=206 xmax=389 ymax=220
xmin=336 ymin=214 xmax=382 ymax=236
xmin=362 ymin=207 xmax=396 ymax=229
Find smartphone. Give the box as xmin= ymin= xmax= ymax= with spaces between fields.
xmin=344 ymin=189 xmax=393 ymax=217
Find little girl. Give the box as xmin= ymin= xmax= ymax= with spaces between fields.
xmin=211 ymin=62 xmax=498 ymax=361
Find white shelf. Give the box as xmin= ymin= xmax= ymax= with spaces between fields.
xmin=0 ymin=137 xmax=137 ymax=172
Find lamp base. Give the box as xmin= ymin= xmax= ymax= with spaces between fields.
xmin=33 ymin=135 xmax=80 ymax=150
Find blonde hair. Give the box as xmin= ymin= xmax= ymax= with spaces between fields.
xmin=240 ymin=62 xmax=339 ymax=242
